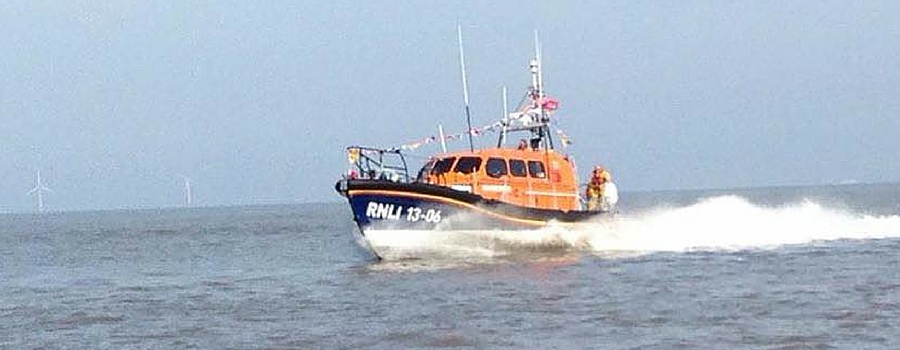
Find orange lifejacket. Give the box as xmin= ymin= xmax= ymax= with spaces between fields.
xmin=586 ymin=178 xmax=604 ymax=198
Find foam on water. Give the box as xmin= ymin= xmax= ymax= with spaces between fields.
xmin=583 ymin=195 xmax=900 ymax=253
xmin=364 ymin=195 xmax=900 ymax=259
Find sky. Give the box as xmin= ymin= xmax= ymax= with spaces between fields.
xmin=2 ymin=1 xmax=899 ymax=212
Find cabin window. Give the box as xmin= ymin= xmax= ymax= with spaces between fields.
xmin=509 ymin=159 xmax=527 ymax=177
xmin=417 ymin=160 xmax=435 ymax=181
xmin=528 ymin=160 xmax=546 ymax=179
xmin=453 ymin=157 xmax=482 ymax=175
xmin=431 ymin=157 xmax=456 ymax=175
xmin=485 ymin=158 xmax=508 ymax=178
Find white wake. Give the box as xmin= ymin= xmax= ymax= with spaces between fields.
xmin=362 ymin=196 xmax=900 ymax=260
xmin=582 ymin=195 xmax=900 ymax=253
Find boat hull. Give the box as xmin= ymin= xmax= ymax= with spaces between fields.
xmin=335 ymin=179 xmax=604 ymax=256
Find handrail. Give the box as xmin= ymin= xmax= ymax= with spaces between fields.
xmin=345 ymin=146 xmax=411 ymax=183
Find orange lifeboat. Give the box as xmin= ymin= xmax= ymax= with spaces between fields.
xmin=334 ymin=44 xmax=615 ymax=258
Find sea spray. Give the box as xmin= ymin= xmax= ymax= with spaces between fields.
xmin=361 ymin=195 xmax=900 ymax=260
xmin=583 ymin=196 xmax=900 ymax=253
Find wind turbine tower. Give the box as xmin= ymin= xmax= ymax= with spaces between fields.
xmin=27 ymin=170 xmax=52 ymax=212
xmin=183 ymin=176 xmax=193 ymax=207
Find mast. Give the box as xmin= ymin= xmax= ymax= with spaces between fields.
xmin=533 ymin=31 xmax=554 ymax=151
xmin=457 ymin=24 xmax=475 ymax=152
xmin=497 ymin=86 xmax=509 ymax=148
xmin=491 ymin=31 xmax=559 ymax=152
xmin=438 ymin=124 xmax=448 ymax=153
xmin=534 ymin=30 xmax=544 ymax=100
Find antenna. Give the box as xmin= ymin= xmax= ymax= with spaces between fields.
xmin=183 ymin=176 xmax=193 ymax=206
xmin=534 ymin=30 xmax=544 ymax=98
xmin=457 ymin=24 xmax=475 ymax=152
xmin=438 ymin=124 xmax=448 ymax=153
xmin=533 ymin=30 xmax=555 ymax=151
xmin=27 ymin=170 xmax=52 ymax=212
xmin=498 ymin=86 xmax=509 ymax=147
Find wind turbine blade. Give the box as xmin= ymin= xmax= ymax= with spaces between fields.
xmin=41 ymin=186 xmax=52 ymax=192
xmin=27 ymin=187 xmax=38 ymax=195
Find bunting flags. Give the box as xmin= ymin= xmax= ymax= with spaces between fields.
xmin=393 ymin=122 xmax=574 ymax=152
xmin=397 ymin=121 xmax=504 ymax=151
xmin=393 ymin=95 xmax=563 ymax=152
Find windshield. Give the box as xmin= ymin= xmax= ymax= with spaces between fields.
xmin=431 ymin=157 xmax=456 ymax=175
xmin=417 ymin=160 xmax=435 ymax=181
xmin=453 ymin=157 xmax=483 ymax=175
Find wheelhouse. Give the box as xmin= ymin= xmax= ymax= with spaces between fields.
xmin=420 ymin=148 xmax=579 ymax=211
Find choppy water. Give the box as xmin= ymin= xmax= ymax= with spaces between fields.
xmin=2 ymin=183 xmax=900 ymax=349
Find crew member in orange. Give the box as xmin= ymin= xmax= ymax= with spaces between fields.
xmin=516 ymin=139 xmax=528 ymax=150
xmin=586 ymin=165 xmax=611 ymax=210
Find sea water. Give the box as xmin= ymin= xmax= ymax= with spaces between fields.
xmin=2 ymin=183 xmax=899 ymax=349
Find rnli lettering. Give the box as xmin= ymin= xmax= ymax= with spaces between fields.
xmin=365 ymin=202 xmax=402 ymax=220
xmin=365 ymin=201 xmax=442 ymax=223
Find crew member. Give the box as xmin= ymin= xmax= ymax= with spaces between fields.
xmin=516 ymin=139 xmax=528 ymax=150
xmin=585 ymin=165 xmax=610 ymax=211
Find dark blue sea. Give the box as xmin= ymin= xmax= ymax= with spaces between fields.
xmin=2 ymin=183 xmax=900 ymax=349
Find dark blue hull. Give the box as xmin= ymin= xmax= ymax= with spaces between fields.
xmin=347 ymin=191 xmax=537 ymax=232
xmin=335 ymin=179 xmax=606 ymax=259
xmin=336 ymin=179 xmax=603 ymax=233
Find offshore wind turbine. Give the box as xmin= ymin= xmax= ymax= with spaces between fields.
xmin=27 ymin=170 xmax=52 ymax=212
xmin=183 ymin=176 xmax=193 ymax=207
